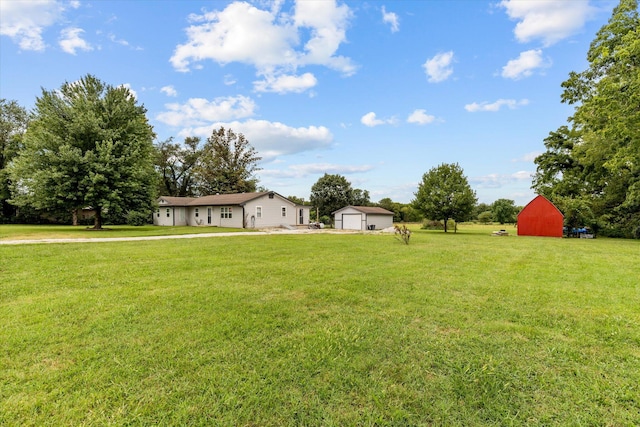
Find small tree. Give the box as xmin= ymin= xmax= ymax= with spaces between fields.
xmin=491 ymin=199 xmax=517 ymax=224
xmin=413 ymin=163 xmax=477 ymax=232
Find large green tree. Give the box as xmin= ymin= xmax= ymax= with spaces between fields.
xmin=197 ymin=127 xmax=261 ymax=194
xmin=533 ymin=0 xmax=640 ymax=238
xmin=413 ymin=163 xmax=477 ymax=232
xmin=155 ymin=136 xmax=202 ymax=197
xmin=0 ymin=99 xmax=28 ymax=221
xmin=10 ymin=75 xmax=157 ymax=229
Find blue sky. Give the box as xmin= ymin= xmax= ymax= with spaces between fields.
xmin=0 ymin=0 xmax=618 ymax=205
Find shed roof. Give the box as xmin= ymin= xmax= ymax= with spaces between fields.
xmin=517 ymin=195 xmax=564 ymax=219
xmin=332 ymin=206 xmax=394 ymax=215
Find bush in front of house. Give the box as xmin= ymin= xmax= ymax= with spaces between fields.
xmin=126 ymin=210 xmax=152 ymax=226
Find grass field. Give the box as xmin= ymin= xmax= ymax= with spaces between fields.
xmin=0 ymin=224 xmax=247 ymax=241
xmin=1 ymin=225 xmax=639 ymax=425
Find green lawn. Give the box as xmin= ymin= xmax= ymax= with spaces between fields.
xmin=0 ymin=224 xmax=247 ymax=241
xmin=1 ymin=228 xmax=638 ymax=425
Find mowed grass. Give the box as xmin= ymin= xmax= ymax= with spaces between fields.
xmin=0 ymin=224 xmax=246 ymax=241
xmin=1 ymin=228 xmax=639 ymax=425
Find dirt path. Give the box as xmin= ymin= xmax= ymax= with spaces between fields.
xmin=0 ymin=228 xmax=364 ymax=245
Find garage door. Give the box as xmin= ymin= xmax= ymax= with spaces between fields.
xmin=342 ymin=214 xmax=362 ymax=230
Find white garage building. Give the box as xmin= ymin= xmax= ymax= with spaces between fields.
xmin=333 ymin=206 xmax=394 ymax=231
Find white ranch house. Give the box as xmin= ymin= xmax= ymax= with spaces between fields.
xmin=333 ymin=206 xmax=394 ymax=230
xmin=154 ymin=192 xmax=310 ymax=229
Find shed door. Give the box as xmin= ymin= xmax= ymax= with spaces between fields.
xmin=342 ymin=214 xmax=362 ymax=230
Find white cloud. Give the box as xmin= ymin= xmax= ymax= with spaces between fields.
xmin=109 ymin=33 xmax=129 ymax=46
xmin=464 ymin=98 xmax=529 ymax=112
xmin=59 ymin=27 xmax=92 ymax=54
xmin=500 ymin=0 xmax=596 ymax=46
xmin=293 ymin=0 xmax=354 ymax=72
xmin=160 ymin=86 xmax=178 ymax=97
xmin=502 ymin=49 xmax=550 ymax=79
xmin=361 ymin=112 xmax=396 ymax=127
xmin=224 ymin=74 xmax=237 ymax=86
xmin=254 ymin=72 xmax=318 ymax=94
xmin=512 ymin=151 xmax=542 ymax=162
xmin=471 ymin=170 xmax=533 ymax=189
xmin=382 ymin=6 xmax=399 ymax=33
xmin=261 ymin=163 xmax=374 ymax=179
xmin=0 ymin=0 xmax=63 ymax=51
xmin=178 ymin=119 xmax=334 ymax=161
xmin=407 ymin=109 xmax=436 ymax=125
xmin=170 ymin=0 xmax=356 ymax=77
xmin=423 ymin=51 xmax=454 ymax=83
xmin=156 ymin=95 xmax=257 ymax=127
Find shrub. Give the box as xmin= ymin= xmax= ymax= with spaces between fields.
xmin=478 ymin=211 xmax=493 ymax=224
xmin=126 ymin=210 xmax=151 ymax=226
xmin=319 ymin=215 xmax=331 ymax=225
xmin=421 ymin=220 xmax=443 ymax=230
xmin=394 ymin=224 xmax=411 ymax=244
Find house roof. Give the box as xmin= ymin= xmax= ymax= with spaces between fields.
xmin=332 ymin=206 xmax=394 ymax=215
xmin=158 ymin=196 xmax=197 ymax=206
xmin=158 ymin=192 xmax=303 ymax=207
xmin=190 ymin=192 xmax=269 ymax=206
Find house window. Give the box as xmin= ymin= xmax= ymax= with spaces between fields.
xmin=221 ymin=207 xmax=232 ymax=219
xmin=195 ymin=208 xmax=199 ymax=218
xmin=156 ymin=209 xmax=160 ymax=218
xmin=281 ymin=206 xmax=287 ymax=217
xmin=256 ymin=206 xmax=262 ymax=218
xmin=166 ymin=208 xmax=170 ymax=218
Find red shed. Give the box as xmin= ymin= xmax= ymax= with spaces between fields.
xmin=517 ymin=195 xmax=564 ymax=237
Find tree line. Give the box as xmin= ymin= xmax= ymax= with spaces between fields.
xmin=0 ymin=74 xmax=484 ymax=231
xmin=0 ymin=75 xmax=263 ymax=229
xmin=532 ymin=0 xmax=639 ymax=238
xmin=2 ymin=1 xmax=636 ymax=236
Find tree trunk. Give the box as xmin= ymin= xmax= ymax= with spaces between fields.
xmin=443 ymin=218 xmax=448 ymax=233
xmin=93 ymin=207 xmax=103 ymax=229
xmin=72 ymin=209 xmax=78 ymax=226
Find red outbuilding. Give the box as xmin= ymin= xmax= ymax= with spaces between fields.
xmin=517 ymin=195 xmax=564 ymax=237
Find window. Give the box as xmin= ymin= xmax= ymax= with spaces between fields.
xmin=221 ymin=207 xmax=232 ymax=219
xmin=195 ymin=208 xmax=199 ymax=218
xmin=256 ymin=206 xmax=262 ymax=218
xmin=166 ymin=208 xmax=170 ymax=218
xmin=281 ymin=206 xmax=287 ymax=217
xmin=156 ymin=209 xmax=160 ymax=218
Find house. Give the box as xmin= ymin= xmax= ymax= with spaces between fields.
xmin=154 ymin=192 xmax=310 ymax=229
xmin=333 ymin=206 xmax=394 ymax=230
xmin=517 ymin=195 xmax=564 ymax=237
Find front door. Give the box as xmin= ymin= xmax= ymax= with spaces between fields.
xmin=299 ymin=209 xmax=304 ymax=225
xmin=207 ymin=208 xmax=212 ymax=225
